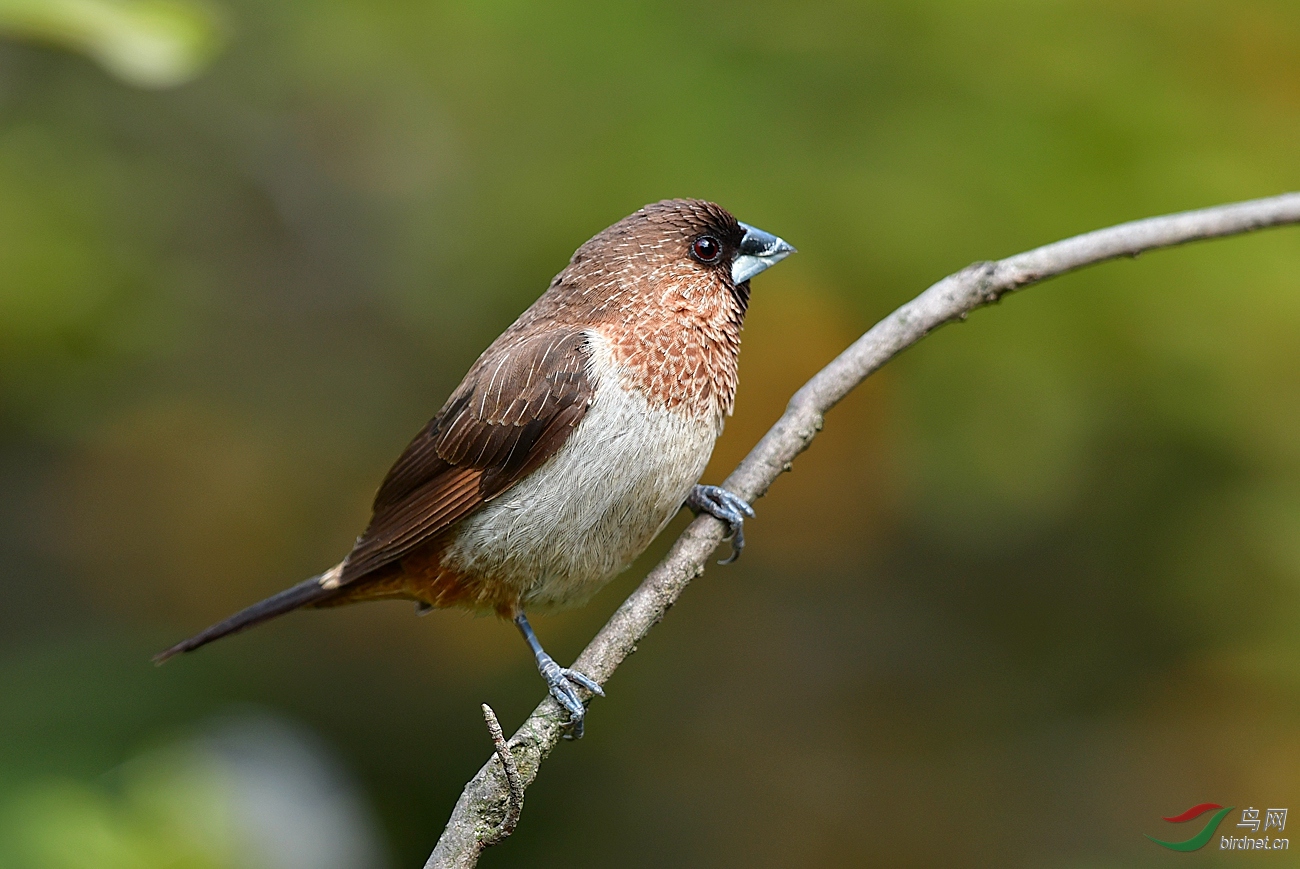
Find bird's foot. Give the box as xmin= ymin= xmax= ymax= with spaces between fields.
xmin=687 ymin=484 xmax=755 ymax=564
xmin=536 ymin=652 xmax=604 ymax=740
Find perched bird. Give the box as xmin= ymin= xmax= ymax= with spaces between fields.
xmin=156 ymin=199 xmax=794 ymax=735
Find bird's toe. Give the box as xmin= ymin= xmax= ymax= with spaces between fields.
xmin=561 ymin=667 xmax=604 ymax=697
xmin=687 ymin=484 xmax=755 ymax=563
xmin=539 ymin=660 xmax=603 ymax=740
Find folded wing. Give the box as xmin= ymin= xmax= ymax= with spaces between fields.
xmin=339 ymin=329 xmax=594 ymax=583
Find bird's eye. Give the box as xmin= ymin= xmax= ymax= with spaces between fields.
xmin=691 ymin=235 xmax=722 ymax=264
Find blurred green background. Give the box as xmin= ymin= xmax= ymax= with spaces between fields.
xmin=2 ymin=0 xmax=1299 ymax=866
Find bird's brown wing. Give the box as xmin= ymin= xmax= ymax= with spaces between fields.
xmin=339 ymin=328 xmax=594 ymax=583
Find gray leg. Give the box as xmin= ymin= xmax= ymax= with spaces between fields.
xmin=687 ymin=484 xmax=755 ymax=564
xmin=514 ymin=612 xmax=604 ymax=739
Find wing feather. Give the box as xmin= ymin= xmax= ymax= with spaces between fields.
xmin=340 ymin=329 xmax=594 ymax=583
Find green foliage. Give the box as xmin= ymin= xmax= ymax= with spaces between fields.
xmin=0 ymin=0 xmax=225 ymax=88
xmin=0 ymin=751 xmax=235 ymax=869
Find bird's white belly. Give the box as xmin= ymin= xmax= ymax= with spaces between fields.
xmin=442 ymin=339 xmax=720 ymax=611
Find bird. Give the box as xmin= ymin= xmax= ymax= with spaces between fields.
xmin=156 ymin=198 xmax=794 ymax=736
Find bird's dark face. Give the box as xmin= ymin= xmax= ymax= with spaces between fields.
xmin=562 ymin=199 xmax=795 ymax=326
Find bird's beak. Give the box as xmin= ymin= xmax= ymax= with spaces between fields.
xmin=732 ymin=222 xmax=796 ymax=284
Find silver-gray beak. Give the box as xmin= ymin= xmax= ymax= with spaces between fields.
xmin=732 ymin=221 xmax=796 ymax=284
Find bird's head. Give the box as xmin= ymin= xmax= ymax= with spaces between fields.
xmin=557 ymin=199 xmax=795 ymax=327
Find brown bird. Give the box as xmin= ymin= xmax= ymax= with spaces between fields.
xmin=156 ymin=199 xmax=794 ymax=735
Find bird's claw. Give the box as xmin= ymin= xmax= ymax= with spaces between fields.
xmin=687 ymin=484 xmax=755 ymax=564
xmin=537 ymin=654 xmax=603 ymax=740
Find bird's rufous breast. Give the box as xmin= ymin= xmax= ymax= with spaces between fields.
xmin=596 ymin=257 xmax=744 ymax=427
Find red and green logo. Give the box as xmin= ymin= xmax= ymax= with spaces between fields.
xmin=1147 ymin=804 xmax=1235 ymax=851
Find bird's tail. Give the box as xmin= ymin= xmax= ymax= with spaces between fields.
xmin=153 ymin=570 xmax=339 ymax=664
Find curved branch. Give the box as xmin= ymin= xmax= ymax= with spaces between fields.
xmin=425 ymin=192 xmax=1300 ymax=867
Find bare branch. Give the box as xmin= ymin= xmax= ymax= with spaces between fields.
xmin=425 ymin=192 xmax=1300 ymax=868
xmin=477 ymin=704 xmax=522 ymax=847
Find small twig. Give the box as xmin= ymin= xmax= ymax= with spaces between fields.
xmin=477 ymin=703 xmax=523 ymax=847
xmin=426 ymin=191 xmax=1300 ymax=868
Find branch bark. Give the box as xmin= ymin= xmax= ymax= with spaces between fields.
xmin=426 ymin=192 xmax=1300 ymax=868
